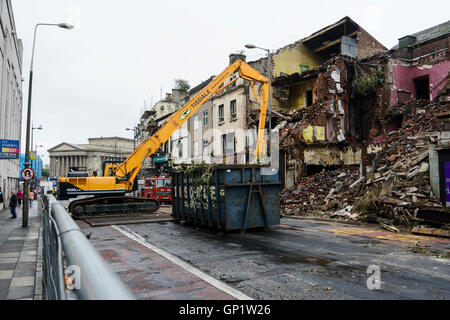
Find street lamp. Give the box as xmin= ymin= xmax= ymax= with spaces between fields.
xmin=126 ymin=127 xmax=137 ymax=150
xmin=31 ymin=124 xmax=42 ymax=150
xmin=30 ymin=124 xmax=42 ymax=173
xmin=245 ymin=44 xmax=272 ymax=158
xmin=22 ymin=22 xmax=73 ymax=227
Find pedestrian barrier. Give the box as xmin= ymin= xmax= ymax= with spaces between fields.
xmin=42 ymin=191 xmax=66 ymax=299
xmin=41 ymin=188 xmax=135 ymax=300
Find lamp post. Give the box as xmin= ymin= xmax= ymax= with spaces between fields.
xmin=22 ymin=22 xmax=73 ymax=228
xmin=245 ymin=44 xmax=272 ymax=158
xmin=30 ymin=124 xmax=42 ymax=179
xmin=126 ymin=127 xmax=137 ymax=150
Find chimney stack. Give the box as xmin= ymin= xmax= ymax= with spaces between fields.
xmin=229 ymin=53 xmax=246 ymax=65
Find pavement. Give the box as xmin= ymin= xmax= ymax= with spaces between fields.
xmin=0 ymin=200 xmax=43 ymax=300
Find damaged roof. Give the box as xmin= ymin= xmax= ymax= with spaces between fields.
xmin=392 ymin=19 xmax=450 ymax=49
xmin=274 ymin=16 xmax=362 ymax=58
xmin=301 ymin=16 xmax=360 ymax=50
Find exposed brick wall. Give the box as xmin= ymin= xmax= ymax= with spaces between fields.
xmin=356 ymin=29 xmax=387 ymax=60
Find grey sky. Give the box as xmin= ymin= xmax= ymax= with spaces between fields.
xmin=12 ymin=0 xmax=449 ymax=165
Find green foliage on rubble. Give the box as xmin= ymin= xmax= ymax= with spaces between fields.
xmin=175 ymin=163 xmax=217 ymax=210
xmin=353 ymin=191 xmax=377 ymax=214
xmin=352 ymin=64 xmax=384 ymax=96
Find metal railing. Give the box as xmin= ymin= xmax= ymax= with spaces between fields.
xmin=41 ymin=188 xmax=135 ymax=300
xmin=42 ymin=191 xmax=66 ymax=299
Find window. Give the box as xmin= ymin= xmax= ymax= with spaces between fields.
xmin=155 ymin=179 xmax=172 ymax=188
xmin=194 ymin=141 xmax=199 ymax=157
xmin=218 ymin=104 xmax=224 ymax=123
xmin=194 ymin=114 xmax=199 ymax=130
xmin=306 ymin=90 xmax=313 ymax=107
xmin=414 ymin=76 xmax=430 ymax=100
xmin=222 ymin=134 xmax=226 ymax=155
xmin=222 ymin=132 xmax=235 ymax=156
xmin=202 ymin=139 xmax=209 ymax=154
xmin=230 ymin=74 xmax=237 ymax=88
xmin=202 ymin=110 xmax=208 ymax=126
xmin=178 ymin=142 xmax=183 ymax=158
xmin=230 ymin=100 xmax=237 ymax=119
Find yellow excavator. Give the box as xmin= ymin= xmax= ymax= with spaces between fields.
xmin=58 ymin=59 xmax=269 ymax=216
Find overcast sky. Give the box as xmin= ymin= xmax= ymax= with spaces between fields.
xmin=12 ymin=0 xmax=449 ymax=164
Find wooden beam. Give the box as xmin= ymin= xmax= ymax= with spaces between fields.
xmin=314 ymin=31 xmax=358 ymax=53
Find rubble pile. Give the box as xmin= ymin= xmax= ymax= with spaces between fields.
xmin=281 ymin=168 xmax=360 ymax=216
xmin=354 ymin=94 xmax=450 ymax=225
xmin=281 ymin=91 xmax=450 ymax=231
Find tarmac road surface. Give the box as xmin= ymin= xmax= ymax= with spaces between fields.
xmin=78 ymin=215 xmax=450 ymax=300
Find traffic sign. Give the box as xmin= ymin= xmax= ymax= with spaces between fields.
xmin=21 ymin=168 xmax=35 ymax=181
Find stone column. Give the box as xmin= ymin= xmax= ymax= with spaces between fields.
xmin=57 ymin=157 xmax=61 ymax=176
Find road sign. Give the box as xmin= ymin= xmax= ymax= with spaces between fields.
xmin=21 ymin=168 xmax=35 ymax=181
xmin=154 ymin=155 xmax=169 ymax=163
xmin=30 ymin=150 xmax=37 ymax=160
xmin=0 ymin=139 xmax=20 ymax=159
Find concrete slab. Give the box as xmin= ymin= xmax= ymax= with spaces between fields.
xmin=13 ymin=262 xmax=36 ymax=277
xmin=0 ymin=279 xmax=11 ymax=299
xmin=10 ymin=276 xmax=35 ymax=287
xmin=0 ymin=264 xmax=16 ymax=271
xmin=0 ymin=258 xmax=18 ymax=264
xmin=20 ymin=250 xmax=37 ymax=256
xmin=0 ymin=270 xmax=13 ymax=279
xmin=0 ymin=252 xmax=20 ymax=258
xmin=6 ymin=286 xmax=34 ymax=300
xmin=18 ymin=256 xmax=35 ymax=262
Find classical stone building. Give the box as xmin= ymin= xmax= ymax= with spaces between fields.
xmin=48 ymin=137 xmax=134 ymax=177
xmin=0 ymin=0 xmax=23 ymax=208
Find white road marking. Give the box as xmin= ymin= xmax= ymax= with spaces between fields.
xmin=112 ymin=225 xmax=253 ymax=300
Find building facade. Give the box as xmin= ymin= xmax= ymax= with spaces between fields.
xmin=186 ymin=76 xmax=214 ymax=164
xmin=48 ymin=137 xmax=134 ymax=177
xmin=0 ymin=0 xmax=23 ymax=208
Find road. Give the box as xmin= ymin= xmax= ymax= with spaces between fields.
xmin=77 ymin=213 xmax=450 ymax=300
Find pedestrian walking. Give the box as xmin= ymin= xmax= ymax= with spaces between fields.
xmin=0 ymin=187 xmax=3 ymax=206
xmin=29 ymin=189 xmax=34 ymax=207
xmin=9 ymin=191 xmax=17 ymax=219
xmin=17 ymin=189 xmax=23 ymax=207
xmin=33 ymin=189 xmax=38 ymax=201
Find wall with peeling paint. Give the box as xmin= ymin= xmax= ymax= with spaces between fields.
xmin=287 ymin=78 xmax=316 ymax=110
xmin=273 ymin=43 xmax=324 ymax=77
xmin=390 ymin=60 xmax=450 ymax=106
xmin=303 ymin=145 xmax=361 ymax=166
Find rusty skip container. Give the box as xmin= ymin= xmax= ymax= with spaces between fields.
xmin=171 ymin=165 xmax=281 ymax=231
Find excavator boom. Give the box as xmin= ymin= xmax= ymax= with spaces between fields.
xmin=58 ymin=59 xmax=269 ymax=216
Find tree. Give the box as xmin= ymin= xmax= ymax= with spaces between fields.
xmin=174 ymin=79 xmax=190 ymax=92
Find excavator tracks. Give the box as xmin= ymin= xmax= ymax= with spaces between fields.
xmin=68 ymin=195 xmax=160 ymax=218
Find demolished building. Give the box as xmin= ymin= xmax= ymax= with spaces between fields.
xmin=279 ymin=19 xmax=450 ymax=233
